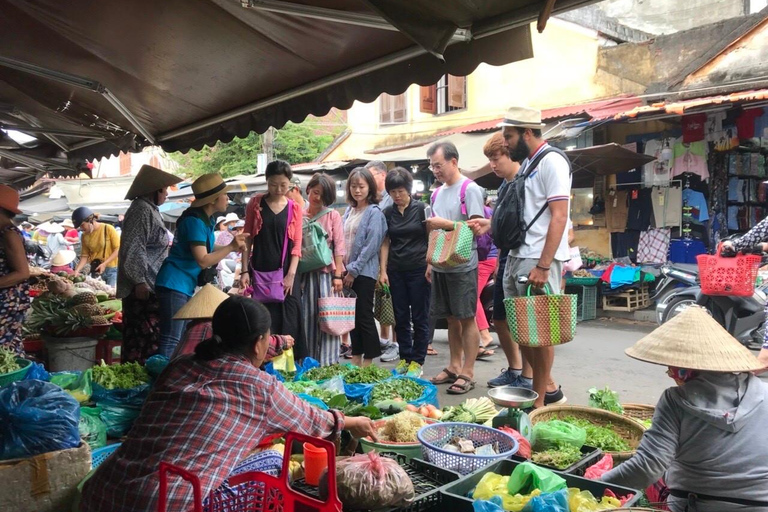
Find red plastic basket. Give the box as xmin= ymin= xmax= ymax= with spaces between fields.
xmin=158 ymin=432 xmax=341 ymax=512
xmin=697 ymin=247 xmax=761 ymax=297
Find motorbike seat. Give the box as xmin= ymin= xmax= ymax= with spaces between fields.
xmin=669 ymin=263 xmax=699 ymax=275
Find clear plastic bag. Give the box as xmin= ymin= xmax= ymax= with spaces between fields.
xmin=336 ymin=452 xmax=415 ymax=509
xmin=532 ymin=420 xmax=586 ymax=451
xmin=319 ymin=374 xmax=345 ymax=395
xmin=0 ymin=380 xmax=80 ymax=460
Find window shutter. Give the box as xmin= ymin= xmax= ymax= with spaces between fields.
xmin=448 ymin=75 xmax=466 ymax=109
xmin=394 ymin=92 xmax=407 ymax=123
xmin=420 ymin=85 xmax=437 ymax=114
xmin=380 ymin=94 xmax=392 ymax=124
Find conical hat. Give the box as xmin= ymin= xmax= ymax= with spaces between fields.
xmin=626 ymin=306 xmax=763 ymax=372
xmin=173 ymin=284 xmax=229 ymax=319
xmin=125 ymin=165 xmax=183 ymax=200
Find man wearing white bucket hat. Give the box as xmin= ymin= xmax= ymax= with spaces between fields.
xmin=601 ymin=306 xmax=768 ymax=512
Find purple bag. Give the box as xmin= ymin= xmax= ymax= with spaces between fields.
xmin=477 ymin=206 xmax=494 ymax=262
xmin=251 ymin=200 xmax=293 ymax=303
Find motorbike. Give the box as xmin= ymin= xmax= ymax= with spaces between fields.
xmin=24 ymin=239 xmax=51 ymax=269
xmin=657 ymin=244 xmax=766 ymax=350
xmin=653 ymin=262 xmax=699 ymax=324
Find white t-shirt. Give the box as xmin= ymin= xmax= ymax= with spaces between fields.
xmin=509 ymin=144 xmax=571 ymax=262
xmin=643 ymin=139 xmax=671 ymax=187
xmin=431 ymin=177 xmax=485 ymax=273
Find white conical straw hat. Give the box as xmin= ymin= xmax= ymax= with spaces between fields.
xmin=173 ymin=284 xmax=229 ymax=320
xmin=626 ymin=306 xmax=763 ymax=372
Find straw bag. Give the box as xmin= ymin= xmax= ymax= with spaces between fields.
xmin=427 ymin=221 xmax=473 ymax=269
xmin=374 ymin=283 xmax=395 ymax=326
xmin=504 ymin=285 xmax=577 ymax=347
xmin=318 ymin=289 xmax=357 ymax=336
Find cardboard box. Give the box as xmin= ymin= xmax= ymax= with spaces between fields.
xmin=0 ymin=443 xmax=91 ymax=512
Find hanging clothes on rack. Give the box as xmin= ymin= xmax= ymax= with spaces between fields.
xmin=606 ymin=189 xmax=629 ymax=233
xmin=626 ymin=188 xmax=653 ymax=231
xmin=650 ymin=185 xmax=682 ymax=228
xmin=672 ymin=139 xmax=709 ymax=180
xmin=638 ymin=228 xmax=671 ymax=264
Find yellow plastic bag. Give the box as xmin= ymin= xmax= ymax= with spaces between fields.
xmin=270 ymin=348 xmax=295 ymax=373
xmin=568 ymin=488 xmax=622 ymax=511
xmin=472 ymin=473 xmax=541 ymax=511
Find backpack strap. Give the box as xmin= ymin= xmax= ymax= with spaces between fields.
xmin=430 ymin=186 xmax=440 ymax=205
xmin=309 ymin=208 xmax=332 ymax=223
xmin=459 ymin=178 xmax=471 ymax=217
xmin=522 ymin=147 xmax=572 ymax=232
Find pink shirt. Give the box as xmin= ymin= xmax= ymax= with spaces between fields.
xmin=306 ymin=208 xmax=346 ymax=273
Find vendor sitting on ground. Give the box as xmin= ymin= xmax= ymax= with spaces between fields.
xmin=80 ymin=295 xmax=377 ymax=512
xmin=49 ymin=249 xmax=76 ymax=275
xmin=601 ymin=306 xmax=768 ymax=512
xmin=170 ymin=283 xmax=294 ymax=359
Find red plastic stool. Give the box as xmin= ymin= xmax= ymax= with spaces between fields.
xmin=22 ymin=338 xmax=45 ymax=362
xmin=96 ymin=338 xmax=122 ymax=365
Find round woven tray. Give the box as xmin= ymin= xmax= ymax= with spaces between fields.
xmin=528 ymin=405 xmax=646 ymax=463
xmin=622 ymin=403 xmax=655 ymax=422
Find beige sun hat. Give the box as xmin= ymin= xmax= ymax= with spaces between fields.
xmin=40 ymin=222 xmax=64 ymax=234
xmin=626 ymin=306 xmax=764 ymax=372
xmin=125 ymin=165 xmax=183 ymax=200
xmin=190 ymin=173 xmax=232 ymax=208
xmin=173 ymin=284 xmax=229 ymax=320
xmin=61 ymin=218 xmax=75 ymax=229
xmin=497 ymin=106 xmax=546 ymax=129
xmin=51 ymin=249 xmax=76 ymax=267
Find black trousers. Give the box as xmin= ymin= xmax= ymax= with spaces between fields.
xmin=351 ymin=276 xmax=381 ymax=359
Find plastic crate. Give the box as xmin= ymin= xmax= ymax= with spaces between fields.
xmin=576 ymin=286 xmax=598 ymax=322
xmin=291 ymin=452 xmax=461 ymax=512
xmin=512 ymin=445 xmax=602 ymax=476
xmin=440 ymin=459 xmax=641 ymax=511
xmin=91 ymin=443 xmax=121 ymax=469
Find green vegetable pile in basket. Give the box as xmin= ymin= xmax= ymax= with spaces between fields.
xmin=369 ymin=378 xmax=424 ymax=403
xmin=562 ymin=416 xmax=631 ymax=452
xmin=588 ymin=386 xmax=624 ymax=414
xmin=344 ymin=364 xmax=392 ymax=384
xmin=531 ymin=443 xmax=583 ymax=469
xmin=93 ymin=360 xmax=150 ymax=389
xmin=0 ymin=347 xmax=20 ymax=374
xmin=302 ymin=363 xmax=352 ymax=381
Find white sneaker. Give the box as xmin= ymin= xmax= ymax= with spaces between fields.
xmin=381 ymin=342 xmax=400 ymax=362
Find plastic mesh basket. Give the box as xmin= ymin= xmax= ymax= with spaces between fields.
xmin=92 ymin=443 xmax=121 ymax=469
xmin=697 ymin=252 xmax=761 ymax=297
xmin=0 ymin=358 xmax=31 ymax=386
xmin=416 ymin=423 xmax=518 ymax=475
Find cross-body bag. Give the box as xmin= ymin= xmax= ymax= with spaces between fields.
xmin=90 ymin=225 xmax=109 ymax=278
xmin=297 ymin=209 xmax=334 ymax=273
xmin=250 ymin=200 xmax=293 ymax=303
xmin=491 ymin=147 xmax=571 ymax=252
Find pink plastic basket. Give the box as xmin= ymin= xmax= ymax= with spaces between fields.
xmin=697 ymin=247 xmax=761 ymax=297
xmin=158 ymin=433 xmax=341 ymax=512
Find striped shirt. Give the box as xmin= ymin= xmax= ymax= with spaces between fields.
xmin=80 ymin=353 xmax=343 ymax=512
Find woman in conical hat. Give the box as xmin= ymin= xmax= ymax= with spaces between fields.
xmin=601 ymin=306 xmax=768 ymax=512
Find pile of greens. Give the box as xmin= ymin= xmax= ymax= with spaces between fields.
xmin=588 ymin=386 xmax=624 ymax=414
xmin=327 ymin=394 xmax=382 ymax=419
xmin=562 ymin=416 xmax=631 ymax=452
xmin=283 ymin=381 xmax=318 ymax=394
xmin=0 ymin=347 xmax=20 ymax=374
xmin=344 ymin=365 xmax=391 ymax=384
xmin=302 ymin=363 xmax=352 ymax=381
xmin=305 ymin=387 xmax=339 ymax=404
xmin=276 ymin=370 xmax=295 ymax=381
xmin=369 ymin=379 xmax=424 ymax=403
xmin=93 ymin=360 xmax=150 ymax=389
xmin=531 ymin=443 xmax=583 ymax=469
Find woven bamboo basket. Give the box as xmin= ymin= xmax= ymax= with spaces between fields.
xmin=528 ymin=405 xmax=646 ymax=463
xmin=622 ymin=403 xmax=655 ymax=423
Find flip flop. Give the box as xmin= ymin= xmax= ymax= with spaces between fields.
xmin=476 ymin=347 xmax=495 ymax=360
xmin=427 ymin=347 xmax=438 ymax=356
xmin=430 ymin=368 xmax=458 ymax=385
xmin=447 ymin=375 xmax=476 ymax=395
xmin=481 ymin=341 xmax=499 ymax=350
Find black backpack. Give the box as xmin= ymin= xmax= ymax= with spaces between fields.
xmin=491 ymin=147 xmax=571 ymax=252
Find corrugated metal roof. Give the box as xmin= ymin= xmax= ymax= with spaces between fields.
xmin=613 ymin=89 xmax=768 ymax=120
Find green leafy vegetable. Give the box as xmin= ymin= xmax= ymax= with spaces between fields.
xmin=369 ymin=378 xmax=424 ymax=403
xmin=562 ymin=416 xmax=631 ymax=452
xmin=283 ymin=381 xmax=318 ymax=394
xmin=531 ymin=443 xmax=583 ymax=469
xmin=276 ymin=370 xmax=295 ymax=381
xmin=0 ymin=347 xmax=20 ymax=374
xmin=588 ymin=386 xmax=624 ymax=414
xmin=302 ymin=363 xmax=353 ymax=381
xmin=92 ymin=360 xmax=150 ymax=389
xmin=326 ymin=394 xmax=382 ymax=419
xmin=344 ymin=365 xmax=392 ymax=384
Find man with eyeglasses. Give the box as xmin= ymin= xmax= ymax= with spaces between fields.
xmin=425 ymin=141 xmax=486 ymax=395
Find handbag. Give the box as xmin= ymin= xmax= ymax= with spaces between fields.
xmin=297 ymin=209 xmax=334 ymax=273
xmin=374 ymin=283 xmax=395 ymax=326
xmin=504 ymin=284 xmax=577 ymax=347
xmin=562 ymin=246 xmax=583 ymax=272
xmin=318 ymin=289 xmax=357 ymax=336
xmin=427 ymin=221 xmax=474 ymax=269
xmin=251 ymin=200 xmax=293 ymax=303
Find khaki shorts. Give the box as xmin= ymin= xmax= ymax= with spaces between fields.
xmin=502 ymin=257 xmax=563 ymax=298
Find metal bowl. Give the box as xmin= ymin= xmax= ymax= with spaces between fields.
xmin=487 ymin=386 xmax=539 ymax=409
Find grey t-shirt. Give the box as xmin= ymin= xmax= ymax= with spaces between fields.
xmin=431 ymin=177 xmax=485 ymax=273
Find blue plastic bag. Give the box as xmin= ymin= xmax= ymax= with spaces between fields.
xmin=92 ymin=382 xmax=150 ymax=408
xmin=100 ymin=403 xmax=142 ymax=438
xmin=296 ymin=393 xmax=329 ymax=410
xmin=145 ymin=355 xmax=170 ymax=379
xmin=0 ymin=380 xmax=80 ymax=460
xmin=474 ymin=496 xmax=505 ymax=512
xmin=294 ymin=357 xmax=320 ymax=381
xmin=23 ymin=362 xmax=50 ymax=381
xmin=263 ymin=362 xmax=285 ymax=382
xmin=345 ymin=382 xmax=375 ymax=404
xmin=522 ymin=489 xmax=569 ymax=512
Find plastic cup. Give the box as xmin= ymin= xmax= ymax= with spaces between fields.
xmin=303 ymin=442 xmax=328 ymax=486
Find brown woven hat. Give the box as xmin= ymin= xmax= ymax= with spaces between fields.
xmin=190 ymin=173 xmax=232 ymax=207
xmin=626 ymin=306 xmax=763 ymax=372
xmin=173 ymin=284 xmax=229 ymax=320
xmin=125 ymin=165 xmax=183 ymax=200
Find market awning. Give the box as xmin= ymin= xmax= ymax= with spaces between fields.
xmin=612 ymin=89 xmax=768 ymax=121
xmin=0 ymin=0 xmax=599 ymax=170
